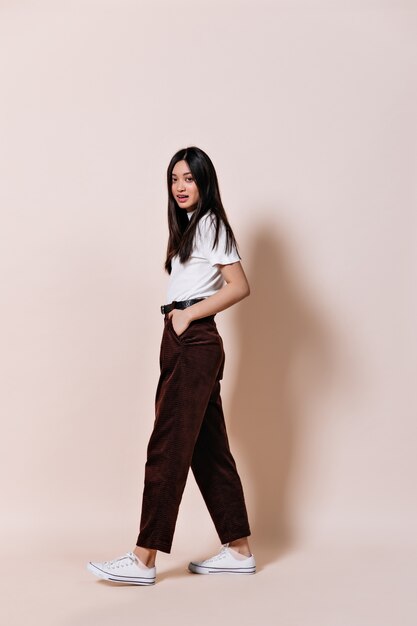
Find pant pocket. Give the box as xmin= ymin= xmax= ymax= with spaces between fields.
xmin=167 ymin=316 xmax=189 ymax=342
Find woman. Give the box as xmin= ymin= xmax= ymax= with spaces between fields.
xmin=87 ymin=146 xmax=255 ymax=585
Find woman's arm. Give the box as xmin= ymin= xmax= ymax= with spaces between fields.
xmin=170 ymin=261 xmax=250 ymax=326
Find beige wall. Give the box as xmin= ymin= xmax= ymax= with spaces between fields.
xmin=0 ymin=1 xmax=416 ymax=623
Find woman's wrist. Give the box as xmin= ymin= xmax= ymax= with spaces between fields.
xmin=186 ymin=287 xmax=247 ymax=322
xmin=185 ymin=300 xmax=216 ymax=321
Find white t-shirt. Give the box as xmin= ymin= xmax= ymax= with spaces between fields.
xmin=166 ymin=209 xmax=241 ymax=302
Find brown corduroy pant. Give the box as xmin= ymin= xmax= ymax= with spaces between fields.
xmin=136 ymin=312 xmax=251 ymax=553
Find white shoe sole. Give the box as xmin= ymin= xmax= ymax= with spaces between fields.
xmin=188 ymin=563 xmax=256 ymax=575
xmin=87 ymin=562 xmax=156 ymax=585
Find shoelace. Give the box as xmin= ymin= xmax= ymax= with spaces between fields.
xmin=102 ymin=552 xmax=137 ymax=569
xmin=205 ymin=545 xmax=229 ymax=563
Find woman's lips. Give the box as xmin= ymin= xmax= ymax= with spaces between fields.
xmin=177 ymin=196 xmax=189 ymax=202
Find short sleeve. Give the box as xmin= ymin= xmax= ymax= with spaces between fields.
xmin=198 ymin=214 xmax=241 ymax=267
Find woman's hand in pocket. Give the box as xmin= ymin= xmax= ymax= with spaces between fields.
xmin=168 ymin=309 xmax=192 ymax=337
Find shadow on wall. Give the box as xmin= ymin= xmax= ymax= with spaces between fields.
xmin=227 ymin=220 xmax=341 ymax=566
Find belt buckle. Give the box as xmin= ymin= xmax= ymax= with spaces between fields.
xmin=161 ymin=300 xmax=179 ymax=314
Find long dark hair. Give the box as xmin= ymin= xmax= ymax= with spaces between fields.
xmin=164 ymin=146 xmax=241 ymax=274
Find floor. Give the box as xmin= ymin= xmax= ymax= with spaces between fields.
xmin=2 ymin=535 xmax=416 ymax=626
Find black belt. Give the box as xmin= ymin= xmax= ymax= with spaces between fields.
xmin=160 ymin=298 xmax=205 ymax=315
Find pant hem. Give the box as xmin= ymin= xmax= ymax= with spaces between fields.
xmin=136 ymin=539 xmax=172 ymax=554
xmin=220 ymin=529 xmax=252 ymax=545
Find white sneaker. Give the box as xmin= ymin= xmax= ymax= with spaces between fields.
xmin=188 ymin=544 xmax=256 ymax=575
xmin=87 ymin=551 xmax=156 ymax=585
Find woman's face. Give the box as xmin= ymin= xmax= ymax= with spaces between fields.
xmin=171 ymin=160 xmax=200 ymax=213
